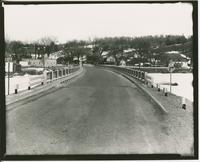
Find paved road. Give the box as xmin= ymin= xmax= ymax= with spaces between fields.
xmin=7 ymin=67 xmax=179 ymax=155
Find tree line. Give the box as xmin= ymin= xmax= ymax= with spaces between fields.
xmin=5 ymin=36 xmax=60 ymax=63
xmin=5 ymin=35 xmax=192 ymax=66
xmin=85 ymin=35 xmax=192 ymax=65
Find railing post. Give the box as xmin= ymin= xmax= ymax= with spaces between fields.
xmin=57 ymin=70 xmax=59 ymax=79
xmin=158 ymin=84 xmax=160 ymax=91
xmin=43 ymin=70 xmax=47 ymax=84
xmin=66 ymin=68 xmax=68 ymax=75
xmin=144 ymin=72 xmax=147 ymax=84
xmin=164 ymin=88 xmax=168 ymax=96
xmin=51 ymin=70 xmax=53 ymax=81
xmin=59 ymin=70 xmax=61 ymax=77
xmin=182 ymin=97 xmax=186 ymax=109
xmin=15 ymin=84 xmax=19 ymax=94
xmin=54 ymin=70 xmax=57 ymax=79
xmin=28 ymin=81 xmax=31 ymax=90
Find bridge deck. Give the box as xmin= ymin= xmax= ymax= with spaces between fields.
xmin=6 ymin=67 xmax=191 ymax=155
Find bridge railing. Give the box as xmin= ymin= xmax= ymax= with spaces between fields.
xmin=100 ymin=65 xmax=154 ymax=86
xmin=45 ymin=66 xmax=80 ymax=84
xmin=12 ymin=66 xmax=81 ymax=94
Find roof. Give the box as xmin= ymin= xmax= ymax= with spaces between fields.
xmin=101 ymin=51 xmax=109 ymax=56
xmin=165 ymin=51 xmax=180 ymax=54
xmin=49 ymin=50 xmax=64 ymax=59
xmin=123 ymin=48 xmax=136 ymax=53
xmin=164 ymin=53 xmax=189 ymax=62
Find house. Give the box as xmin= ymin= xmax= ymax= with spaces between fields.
xmin=22 ymin=57 xmax=57 ymax=68
xmin=120 ymin=59 xmax=126 ymax=66
xmin=49 ymin=50 xmax=64 ymax=60
xmin=31 ymin=53 xmax=40 ymax=59
xmin=123 ymin=48 xmax=136 ymax=53
xmin=45 ymin=59 xmax=57 ymax=67
xmin=101 ymin=51 xmax=109 ymax=58
xmin=123 ymin=48 xmax=138 ymax=58
xmin=5 ymin=62 xmax=21 ymax=73
xmin=84 ymin=44 xmax=95 ymax=49
xmin=163 ymin=51 xmax=191 ymax=68
xmin=106 ymin=56 xmax=116 ymax=63
xmin=19 ymin=61 xmax=29 ymax=67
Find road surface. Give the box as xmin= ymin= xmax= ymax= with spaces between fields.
xmin=7 ymin=66 xmax=182 ymax=154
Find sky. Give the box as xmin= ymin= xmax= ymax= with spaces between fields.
xmin=4 ymin=3 xmax=193 ymax=43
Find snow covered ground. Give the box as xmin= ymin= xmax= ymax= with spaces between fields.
xmin=147 ymin=73 xmax=193 ymax=101
xmin=5 ymin=74 xmax=44 ymax=95
xmin=22 ymin=67 xmax=44 ymax=72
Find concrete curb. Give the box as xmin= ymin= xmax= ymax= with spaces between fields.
xmin=6 ymin=67 xmax=84 ymax=106
xmin=99 ymin=66 xmax=168 ymax=114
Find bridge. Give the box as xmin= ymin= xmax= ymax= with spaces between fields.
xmin=6 ymin=65 xmax=193 ymax=155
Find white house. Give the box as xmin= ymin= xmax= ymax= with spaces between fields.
xmin=19 ymin=61 xmax=29 ymax=67
xmin=106 ymin=56 xmax=116 ymax=63
xmin=123 ymin=48 xmax=136 ymax=53
xmin=101 ymin=51 xmax=109 ymax=58
xmin=49 ymin=50 xmax=64 ymax=60
xmin=120 ymin=59 xmax=126 ymax=66
xmin=165 ymin=52 xmax=191 ymax=69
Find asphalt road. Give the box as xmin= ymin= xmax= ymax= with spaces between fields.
xmin=7 ymin=66 xmax=181 ymax=155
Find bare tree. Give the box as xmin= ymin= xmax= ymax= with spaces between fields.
xmin=37 ymin=36 xmax=58 ymax=56
xmin=38 ymin=36 xmax=57 ymax=46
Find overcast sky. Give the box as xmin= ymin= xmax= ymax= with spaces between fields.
xmin=4 ymin=3 xmax=193 ymax=43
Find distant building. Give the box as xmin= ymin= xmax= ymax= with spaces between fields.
xmin=30 ymin=59 xmax=43 ymax=67
xmin=22 ymin=57 xmax=57 ymax=68
xmin=49 ymin=50 xmax=64 ymax=60
xmin=106 ymin=56 xmax=116 ymax=63
xmin=123 ymin=48 xmax=138 ymax=59
xmin=82 ymin=55 xmax=87 ymax=62
xmin=84 ymin=44 xmax=95 ymax=49
xmin=45 ymin=59 xmax=57 ymax=67
xmin=30 ymin=53 xmax=40 ymax=59
xmin=165 ymin=51 xmax=180 ymax=54
xmin=120 ymin=59 xmax=126 ymax=66
xmin=19 ymin=61 xmax=29 ymax=67
xmin=5 ymin=62 xmax=21 ymax=73
xmin=164 ymin=52 xmax=191 ymax=69
xmin=101 ymin=51 xmax=109 ymax=58
xmin=123 ymin=48 xmax=136 ymax=53
xmin=73 ymin=56 xmax=78 ymax=61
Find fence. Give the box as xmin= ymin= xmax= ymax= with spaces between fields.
xmin=100 ymin=65 xmax=189 ymax=109
xmin=45 ymin=66 xmax=80 ymax=84
xmin=102 ymin=65 xmax=148 ymax=83
xmin=9 ymin=66 xmax=81 ymax=95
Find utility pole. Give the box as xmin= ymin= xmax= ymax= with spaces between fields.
xmin=7 ymin=59 xmax=10 ymax=95
xmin=68 ymin=61 xmax=69 ymax=74
xmin=170 ymin=68 xmax=172 ymax=93
xmin=168 ymin=60 xmax=175 ymax=93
